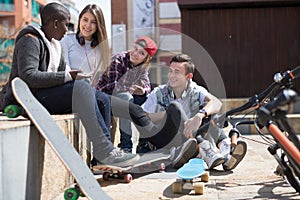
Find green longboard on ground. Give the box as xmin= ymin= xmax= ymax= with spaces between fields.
xmin=11 ymin=77 xmax=111 ymax=200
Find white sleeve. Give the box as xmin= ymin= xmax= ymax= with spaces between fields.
xmin=60 ymin=35 xmax=71 ymax=68
xmin=64 ymin=70 xmax=73 ymax=82
xmin=141 ymin=91 xmax=158 ymax=113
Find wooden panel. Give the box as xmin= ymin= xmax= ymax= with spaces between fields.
xmin=179 ymin=1 xmax=300 ymax=98
xmin=112 ymin=0 xmax=127 ymax=24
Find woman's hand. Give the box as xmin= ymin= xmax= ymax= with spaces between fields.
xmin=69 ymin=70 xmax=92 ymax=80
xmin=129 ymin=84 xmax=145 ymax=95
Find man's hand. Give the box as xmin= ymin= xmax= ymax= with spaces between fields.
xmin=69 ymin=70 xmax=92 ymax=80
xmin=183 ymin=114 xmax=205 ymax=138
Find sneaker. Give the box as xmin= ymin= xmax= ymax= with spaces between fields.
xmin=170 ymin=138 xmax=197 ymax=168
xmin=121 ymin=148 xmax=132 ymax=153
xmin=101 ymin=149 xmax=140 ymax=167
xmin=199 ymin=139 xmax=225 ymax=169
xmin=91 ymin=157 xmax=101 ymax=167
xmin=136 ymin=142 xmax=155 ymax=153
xmin=223 ymin=140 xmax=247 ymax=171
xmin=170 ymin=138 xmax=198 ymax=168
xmin=219 ymin=138 xmax=231 ymax=158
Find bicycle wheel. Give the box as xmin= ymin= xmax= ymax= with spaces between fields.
xmin=268 ymin=124 xmax=300 ymax=192
xmin=280 ymin=153 xmax=300 ymax=193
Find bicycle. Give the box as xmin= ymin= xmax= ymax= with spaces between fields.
xmin=193 ymin=65 xmax=300 ymax=193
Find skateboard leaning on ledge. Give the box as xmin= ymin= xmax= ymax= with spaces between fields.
xmin=11 ymin=77 xmax=110 ymax=200
xmin=172 ymin=158 xmax=209 ymax=195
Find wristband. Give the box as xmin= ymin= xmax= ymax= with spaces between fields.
xmin=199 ymin=108 xmax=208 ymax=118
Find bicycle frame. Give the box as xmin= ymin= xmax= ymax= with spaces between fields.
xmin=231 ymin=89 xmax=300 ymax=192
xmin=268 ymin=123 xmax=300 ymax=167
xmin=193 ymin=65 xmax=300 ymax=192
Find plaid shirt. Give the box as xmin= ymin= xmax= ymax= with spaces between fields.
xmin=95 ymin=51 xmax=151 ymax=95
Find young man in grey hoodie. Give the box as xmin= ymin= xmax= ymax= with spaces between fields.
xmin=0 ymin=2 xmax=139 ymax=167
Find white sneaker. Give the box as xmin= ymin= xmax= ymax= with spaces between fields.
xmin=199 ymin=140 xmax=224 ymax=169
xmin=219 ymin=138 xmax=231 ymax=160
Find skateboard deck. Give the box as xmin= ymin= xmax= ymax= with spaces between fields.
xmin=11 ymin=78 xmax=110 ymax=200
xmin=93 ymin=150 xmax=171 ymax=183
xmin=172 ymin=158 xmax=209 ymax=195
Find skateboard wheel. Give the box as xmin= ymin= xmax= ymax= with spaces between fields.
xmin=64 ymin=187 xmax=81 ymax=200
xmin=124 ymin=173 xmax=132 ymax=183
xmin=103 ymin=172 xmax=110 ymax=181
xmin=194 ymin=182 xmax=204 ymax=195
xmin=4 ymin=104 xmax=21 ymax=118
xmin=160 ymin=163 xmax=166 ymax=171
xmin=201 ymin=171 xmax=209 ymax=182
xmin=172 ymin=182 xmax=182 ymax=194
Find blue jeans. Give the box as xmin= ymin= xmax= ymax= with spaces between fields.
xmin=95 ymin=91 xmax=111 ymax=140
xmin=115 ymin=92 xmax=149 ymax=150
xmin=115 ymin=92 xmax=134 ymax=150
xmin=33 ymin=80 xmax=114 ymax=161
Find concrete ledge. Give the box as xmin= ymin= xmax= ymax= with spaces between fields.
xmin=0 ymin=114 xmax=90 ymax=200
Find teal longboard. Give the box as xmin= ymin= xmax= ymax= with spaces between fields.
xmin=92 ymin=150 xmax=171 ymax=183
xmin=11 ymin=77 xmax=111 ymax=200
xmin=172 ymin=158 xmax=209 ymax=195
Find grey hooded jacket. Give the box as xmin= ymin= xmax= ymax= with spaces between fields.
xmin=1 ymin=25 xmax=67 ymax=110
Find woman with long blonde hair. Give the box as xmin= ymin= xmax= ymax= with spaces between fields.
xmin=61 ymin=4 xmax=111 ymax=140
xmin=61 ymin=4 xmax=110 ymax=82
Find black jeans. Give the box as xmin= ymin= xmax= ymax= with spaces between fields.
xmin=111 ymin=97 xmax=228 ymax=149
xmin=111 ymin=97 xmax=186 ymax=149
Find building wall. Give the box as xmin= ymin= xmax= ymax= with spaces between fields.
xmin=0 ymin=0 xmax=47 ymax=85
xmin=178 ymin=0 xmax=300 ymax=98
xmin=0 ymin=0 xmax=78 ymax=85
xmin=112 ymin=0 xmax=127 ymax=25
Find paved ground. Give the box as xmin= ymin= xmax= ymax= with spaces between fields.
xmin=55 ymin=135 xmax=299 ymax=200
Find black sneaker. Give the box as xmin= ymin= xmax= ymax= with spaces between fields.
xmin=101 ymin=149 xmax=140 ymax=167
xmin=91 ymin=157 xmax=101 ymax=167
xmin=137 ymin=141 xmax=156 ymax=153
xmin=170 ymin=138 xmax=198 ymax=168
xmin=121 ymin=148 xmax=132 ymax=153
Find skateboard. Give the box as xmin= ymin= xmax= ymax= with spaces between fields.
xmin=11 ymin=78 xmax=111 ymax=200
xmin=92 ymin=150 xmax=171 ymax=183
xmin=172 ymin=158 xmax=209 ymax=195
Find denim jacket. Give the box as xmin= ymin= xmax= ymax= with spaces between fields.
xmin=154 ymin=80 xmax=208 ymax=117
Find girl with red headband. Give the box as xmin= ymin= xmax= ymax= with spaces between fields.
xmin=96 ymin=36 xmax=158 ymax=154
